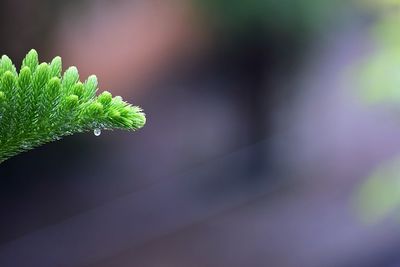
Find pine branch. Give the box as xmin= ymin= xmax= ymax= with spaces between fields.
xmin=0 ymin=49 xmax=146 ymax=164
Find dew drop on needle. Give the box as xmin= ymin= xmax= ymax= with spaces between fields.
xmin=93 ymin=128 xmax=101 ymax=136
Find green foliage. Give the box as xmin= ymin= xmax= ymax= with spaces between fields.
xmin=354 ymin=157 xmax=400 ymax=223
xmin=352 ymin=4 xmax=400 ymax=224
xmin=0 ymin=49 xmax=146 ymax=163
xmin=355 ymin=11 xmax=400 ymax=104
xmin=195 ymin=0 xmax=343 ymax=33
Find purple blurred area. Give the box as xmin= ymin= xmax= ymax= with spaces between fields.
xmin=1 ymin=0 xmax=400 ymax=266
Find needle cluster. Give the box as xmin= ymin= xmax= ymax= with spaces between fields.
xmin=0 ymin=49 xmax=146 ymax=163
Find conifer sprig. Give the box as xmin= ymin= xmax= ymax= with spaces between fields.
xmin=0 ymin=49 xmax=146 ymax=163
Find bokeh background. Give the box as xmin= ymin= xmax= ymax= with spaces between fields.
xmin=2 ymin=0 xmax=400 ymax=266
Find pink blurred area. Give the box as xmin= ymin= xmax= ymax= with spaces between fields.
xmin=53 ymin=0 xmax=208 ymax=95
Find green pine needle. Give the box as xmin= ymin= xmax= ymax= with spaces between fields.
xmin=0 ymin=49 xmax=146 ymax=163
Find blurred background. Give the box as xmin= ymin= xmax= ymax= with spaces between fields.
xmin=2 ymin=0 xmax=400 ymax=266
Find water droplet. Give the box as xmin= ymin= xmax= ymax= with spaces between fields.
xmin=93 ymin=128 xmax=101 ymax=136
